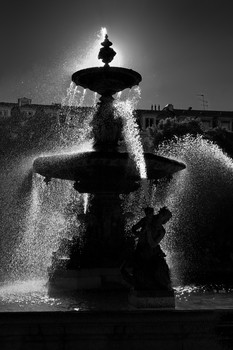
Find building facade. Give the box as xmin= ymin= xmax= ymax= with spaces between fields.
xmin=137 ymin=103 xmax=233 ymax=132
xmin=1 ymin=98 xmax=233 ymax=132
xmin=0 ymin=97 xmax=61 ymax=120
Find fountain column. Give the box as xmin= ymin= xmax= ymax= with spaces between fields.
xmin=69 ymin=92 xmax=137 ymax=269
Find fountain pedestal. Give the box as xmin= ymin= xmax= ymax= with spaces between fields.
xmin=69 ymin=193 xmax=131 ymax=269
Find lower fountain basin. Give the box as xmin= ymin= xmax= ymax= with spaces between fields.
xmin=33 ymin=151 xmax=186 ymax=193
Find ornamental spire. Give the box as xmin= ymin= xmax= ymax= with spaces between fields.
xmin=98 ymin=34 xmax=116 ymax=66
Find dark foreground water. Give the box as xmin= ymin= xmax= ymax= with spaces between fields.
xmin=0 ymin=280 xmax=233 ymax=312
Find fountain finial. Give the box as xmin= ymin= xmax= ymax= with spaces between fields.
xmin=98 ymin=34 xmax=116 ymax=66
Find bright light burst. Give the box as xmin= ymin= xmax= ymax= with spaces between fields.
xmin=101 ymin=27 xmax=107 ymax=39
xmin=64 ymin=27 xmax=123 ymax=75
xmin=77 ymin=27 xmax=108 ymax=69
xmin=80 ymin=27 xmax=122 ymax=68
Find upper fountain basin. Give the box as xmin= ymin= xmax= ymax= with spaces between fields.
xmin=33 ymin=152 xmax=186 ymax=193
xmin=72 ymin=66 xmax=142 ymax=96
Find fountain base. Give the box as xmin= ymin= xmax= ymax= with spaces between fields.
xmin=48 ymin=268 xmax=129 ymax=294
xmin=48 ymin=268 xmax=175 ymax=309
xmin=128 ymin=289 xmax=175 ymax=309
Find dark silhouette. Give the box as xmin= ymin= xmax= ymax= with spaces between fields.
xmin=121 ymin=206 xmax=173 ymax=291
xmin=33 ymin=35 xmax=185 ymax=295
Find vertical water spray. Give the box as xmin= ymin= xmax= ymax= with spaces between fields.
xmin=11 ymin=172 xmax=85 ymax=281
xmin=92 ymin=92 xmax=97 ymax=106
xmin=62 ymin=83 xmax=87 ymax=109
xmin=61 ymin=82 xmax=76 ymax=124
xmin=153 ymin=134 xmax=233 ymax=284
xmin=11 ymin=174 xmax=45 ymax=280
xmin=116 ymin=92 xmax=122 ymax=99
xmin=79 ymin=89 xmax=87 ymax=106
xmin=83 ymin=193 xmax=89 ymax=214
xmin=114 ymin=87 xmax=147 ymax=179
xmin=62 ymin=82 xmax=76 ymax=107
xmin=70 ymin=86 xmax=78 ymax=106
xmin=58 ymin=83 xmax=95 ymax=153
xmin=114 ymin=87 xmax=149 ymax=203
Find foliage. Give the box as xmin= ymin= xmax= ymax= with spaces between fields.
xmin=0 ymin=108 xmax=58 ymax=158
xmin=152 ymin=117 xmax=204 ymax=147
xmin=205 ymin=127 xmax=233 ymax=158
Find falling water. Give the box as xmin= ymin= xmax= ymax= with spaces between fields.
xmin=122 ymin=133 xmax=233 ymax=286
xmin=114 ymin=87 xmax=150 ymax=204
xmin=92 ymin=92 xmax=97 ymax=106
xmin=83 ymin=193 xmax=89 ymax=214
xmin=12 ymin=175 xmax=44 ymax=279
xmin=9 ymin=173 xmax=83 ymax=281
xmin=68 ymin=84 xmax=77 ymax=106
xmin=0 ymin=27 xmax=115 ymax=284
xmin=114 ymin=87 xmax=147 ymax=179
xmin=0 ymin=87 xmax=95 ymax=283
xmin=151 ymin=134 xmax=233 ymax=284
xmin=62 ymin=82 xmax=75 ymax=107
xmin=62 ymin=83 xmax=87 ymax=110
xmin=116 ymin=92 xmax=122 ymax=99
xmin=58 ymin=96 xmax=95 ymax=153
xmin=79 ymin=89 xmax=87 ymax=106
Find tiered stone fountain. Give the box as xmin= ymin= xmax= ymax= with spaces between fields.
xmin=33 ymin=35 xmax=185 ymax=306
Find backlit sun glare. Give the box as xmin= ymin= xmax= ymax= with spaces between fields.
xmin=64 ymin=27 xmax=123 ymax=75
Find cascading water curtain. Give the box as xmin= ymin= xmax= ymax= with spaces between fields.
xmin=114 ymin=86 xmax=147 ymax=180
xmin=114 ymin=87 xmax=152 ymax=237
xmin=11 ymin=174 xmax=82 ymax=281
xmin=152 ymin=134 xmax=233 ymax=284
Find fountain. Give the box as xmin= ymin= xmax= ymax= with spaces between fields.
xmin=1 ymin=32 xmax=233 ymax=349
xmin=33 ymin=34 xmax=185 ymax=306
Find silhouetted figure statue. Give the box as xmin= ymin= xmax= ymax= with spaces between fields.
xmin=121 ymin=206 xmax=172 ymax=292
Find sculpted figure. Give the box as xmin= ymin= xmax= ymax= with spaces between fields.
xmin=121 ymin=206 xmax=173 ymax=291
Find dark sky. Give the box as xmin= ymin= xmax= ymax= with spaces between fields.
xmin=1 ymin=0 xmax=233 ymax=110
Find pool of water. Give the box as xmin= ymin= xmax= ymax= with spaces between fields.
xmin=0 ymin=280 xmax=233 ymax=312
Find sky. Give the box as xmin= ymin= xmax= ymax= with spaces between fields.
xmin=1 ymin=0 xmax=233 ymax=110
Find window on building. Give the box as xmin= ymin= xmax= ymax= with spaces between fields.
xmin=145 ymin=117 xmax=155 ymax=128
xmin=220 ymin=121 xmax=231 ymax=131
xmin=0 ymin=110 xmax=9 ymax=117
xmin=18 ymin=98 xmax=32 ymax=106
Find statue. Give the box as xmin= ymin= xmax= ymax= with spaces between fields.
xmin=121 ymin=206 xmax=173 ymax=292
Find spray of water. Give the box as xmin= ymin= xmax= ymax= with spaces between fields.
xmin=57 ymin=96 xmax=95 ymax=154
xmin=79 ymin=89 xmax=87 ymax=106
xmin=92 ymin=92 xmax=97 ymax=106
xmin=114 ymin=87 xmax=150 ymax=205
xmin=116 ymin=92 xmax=122 ymax=99
xmin=114 ymin=87 xmax=147 ymax=179
xmin=77 ymin=27 xmax=108 ymax=69
xmin=62 ymin=83 xmax=87 ymax=109
xmin=0 ymin=28 xmax=112 ymax=285
xmin=83 ymin=193 xmax=89 ymax=214
xmin=62 ymin=82 xmax=75 ymax=107
xmin=151 ymin=134 xmax=233 ymax=284
xmin=68 ymin=84 xmax=77 ymax=106
xmin=9 ymin=172 xmax=86 ymax=281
